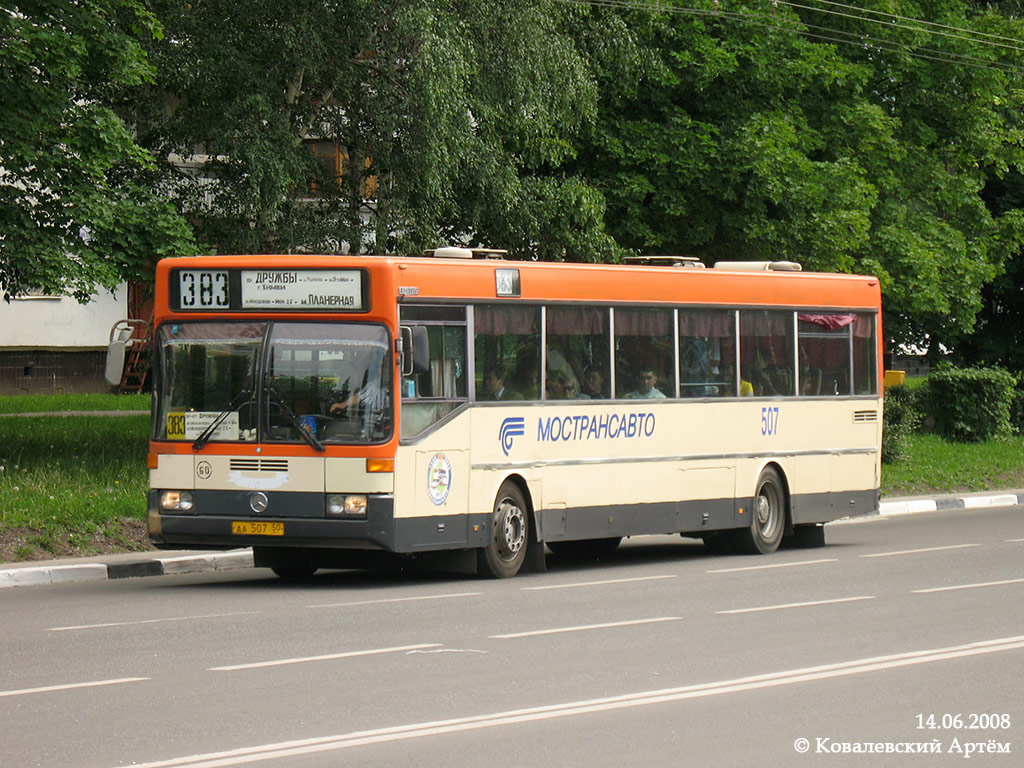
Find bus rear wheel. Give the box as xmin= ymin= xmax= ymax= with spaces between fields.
xmin=478 ymin=482 xmax=529 ymax=578
xmin=731 ymin=467 xmax=786 ymax=554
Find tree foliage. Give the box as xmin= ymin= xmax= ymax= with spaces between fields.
xmin=570 ymin=0 xmax=1024 ymax=352
xmin=0 ymin=0 xmax=197 ymax=299
xmin=4 ymin=0 xmax=1024 ymax=361
xmin=126 ymin=0 xmax=619 ymax=261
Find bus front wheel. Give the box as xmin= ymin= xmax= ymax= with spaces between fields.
xmin=478 ymin=482 xmax=529 ymax=578
xmin=731 ymin=467 xmax=786 ymax=555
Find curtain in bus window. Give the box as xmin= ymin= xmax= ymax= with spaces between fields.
xmin=614 ymin=307 xmax=675 ymax=399
xmin=474 ymin=305 xmax=540 ymax=401
xmin=740 ymin=311 xmax=796 ymax=397
xmin=546 ymin=307 xmax=609 ymax=400
xmin=678 ymin=309 xmax=735 ymax=397
xmin=797 ymin=313 xmax=854 ymax=396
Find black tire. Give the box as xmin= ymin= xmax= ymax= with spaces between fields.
xmin=791 ymin=523 xmax=826 ymax=548
xmin=547 ymin=537 xmax=622 ymax=558
xmin=478 ymin=482 xmax=530 ymax=578
xmin=730 ymin=467 xmax=786 ymax=554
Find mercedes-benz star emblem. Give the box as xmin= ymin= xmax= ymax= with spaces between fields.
xmin=249 ymin=492 xmax=269 ymax=514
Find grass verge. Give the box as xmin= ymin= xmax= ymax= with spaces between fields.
xmin=880 ymin=433 xmax=1024 ymax=496
xmin=1 ymin=395 xmax=1023 ymax=562
xmin=0 ymin=410 xmax=150 ymax=561
xmin=0 ymin=393 xmax=150 ymax=414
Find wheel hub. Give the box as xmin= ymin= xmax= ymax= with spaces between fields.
xmin=756 ymin=495 xmax=772 ymax=526
xmin=498 ymin=501 xmax=526 ymax=558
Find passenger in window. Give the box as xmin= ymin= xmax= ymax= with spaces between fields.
xmin=624 ymin=366 xmax=667 ymax=399
xmin=569 ymin=375 xmax=590 ymax=399
xmin=546 ymin=369 xmax=570 ymax=399
xmin=746 ymin=349 xmax=782 ymax=396
xmin=563 ymin=373 xmax=588 ymax=400
xmin=482 ymin=368 xmax=523 ymax=401
xmin=582 ymin=366 xmax=607 ymax=399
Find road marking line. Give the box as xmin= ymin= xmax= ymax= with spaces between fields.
xmin=861 ymin=544 xmax=982 ymax=558
xmin=209 ymin=644 xmax=442 ymax=671
xmin=913 ymin=577 xmax=1024 ymax=594
xmin=308 ymin=592 xmax=481 ymax=609
xmin=120 ymin=636 xmax=1024 ymax=768
xmin=717 ymin=596 xmax=875 ymax=614
xmin=0 ymin=677 xmax=149 ymax=699
xmin=523 ymin=575 xmax=677 ymax=591
xmin=1007 ymin=538 xmax=1024 ymax=543
xmin=489 ymin=617 xmax=681 ymax=639
xmin=707 ymin=558 xmax=836 ymax=574
xmin=48 ymin=612 xmax=260 ymax=632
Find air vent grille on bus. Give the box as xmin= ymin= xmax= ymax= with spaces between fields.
xmin=229 ymin=458 xmax=289 ymax=472
xmin=853 ymin=410 xmax=879 ymax=423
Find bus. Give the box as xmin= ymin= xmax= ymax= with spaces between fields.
xmin=140 ymin=249 xmax=882 ymax=578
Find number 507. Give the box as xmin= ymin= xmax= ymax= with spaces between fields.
xmin=761 ymin=406 xmax=780 ymax=436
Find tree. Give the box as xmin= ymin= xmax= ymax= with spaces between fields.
xmin=0 ymin=0 xmax=197 ymax=299
xmin=126 ymin=0 xmax=620 ymax=261
xmin=952 ymin=169 xmax=1024 ymax=370
xmin=569 ymin=1 xmax=1024 ymax=352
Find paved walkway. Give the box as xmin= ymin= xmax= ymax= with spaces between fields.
xmin=3 ymin=489 xmax=1022 ymax=589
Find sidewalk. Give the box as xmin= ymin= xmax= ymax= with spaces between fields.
xmin=2 ymin=489 xmax=1022 ymax=589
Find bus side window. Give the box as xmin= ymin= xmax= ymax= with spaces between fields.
xmin=740 ymin=310 xmax=795 ymax=397
xmin=547 ymin=306 xmax=609 ymax=401
xmin=614 ymin=307 xmax=674 ymax=399
xmin=399 ymin=306 xmax=469 ymax=439
xmin=798 ymin=313 xmax=863 ymax=397
xmin=679 ymin=309 xmax=734 ymax=397
xmin=474 ymin=305 xmax=541 ymax=401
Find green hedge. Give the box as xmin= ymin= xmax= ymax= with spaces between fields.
xmin=927 ymin=365 xmax=1015 ymax=443
xmin=1012 ymin=383 xmax=1024 ymax=436
xmin=882 ymin=384 xmax=920 ymax=464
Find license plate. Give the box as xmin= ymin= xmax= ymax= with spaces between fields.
xmin=232 ymin=521 xmax=284 ymax=536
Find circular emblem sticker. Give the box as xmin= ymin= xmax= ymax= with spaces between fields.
xmin=427 ymin=453 xmax=452 ymax=506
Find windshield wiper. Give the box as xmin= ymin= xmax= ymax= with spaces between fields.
xmin=192 ymin=389 xmax=252 ymax=451
xmin=265 ymin=386 xmax=325 ymax=452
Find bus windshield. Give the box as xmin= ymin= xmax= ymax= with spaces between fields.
xmin=155 ymin=321 xmax=393 ymax=445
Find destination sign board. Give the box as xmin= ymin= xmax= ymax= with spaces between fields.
xmin=170 ymin=268 xmax=367 ymax=312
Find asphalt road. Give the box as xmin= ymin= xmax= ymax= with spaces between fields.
xmin=2 ymin=506 xmax=1022 ymax=768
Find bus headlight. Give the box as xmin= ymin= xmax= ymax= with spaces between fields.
xmin=327 ymin=494 xmax=368 ymax=518
xmin=160 ymin=490 xmax=194 ymax=512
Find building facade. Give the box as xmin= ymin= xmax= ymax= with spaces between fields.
xmin=0 ymin=286 xmax=127 ymax=395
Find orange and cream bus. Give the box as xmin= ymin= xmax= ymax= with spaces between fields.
xmin=141 ymin=249 xmax=882 ymax=578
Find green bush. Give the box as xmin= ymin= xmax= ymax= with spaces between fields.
xmin=882 ymin=384 xmax=920 ymax=464
xmin=927 ymin=365 xmax=1014 ymax=442
xmin=1011 ymin=381 xmax=1024 ymax=436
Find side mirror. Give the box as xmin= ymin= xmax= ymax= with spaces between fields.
xmin=400 ymin=326 xmax=430 ymax=376
xmin=104 ymin=322 xmax=135 ymax=386
xmin=104 ymin=319 xmax=150 ymax=387
xmin=104 ymin=338 xmax=127 ymax=386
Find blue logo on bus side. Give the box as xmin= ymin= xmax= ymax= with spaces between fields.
xmin=499 ymin=417 xmax=526 ymax=456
